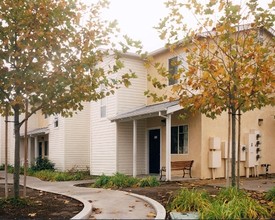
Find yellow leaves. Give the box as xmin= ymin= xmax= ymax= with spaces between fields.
xmin=218 ymin=1 xmax=225 ymax=12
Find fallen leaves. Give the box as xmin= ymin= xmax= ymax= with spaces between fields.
xmin=147 ymin=212 xmax=156 ymax=218
xmin=28 ymin=213 xmax=37 ymax=217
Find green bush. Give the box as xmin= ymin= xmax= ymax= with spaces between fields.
xmin=32 ymin=170 xmax=56 ymax=181
xmin=31 ymin=157 xmax=55 ymax=171
xmin=93 ymin=173 xmax=139 ymax=189
xmin=202 ymin=195 xmax=270 ymax=219
xmin=93 ymin=173 xmax=162 ymax=189
xmin=168 ymin=188 xmax=210 ymax=212
xmin=31 ymin=170 xmax=90 ymax=181
xmin=138 ymin=176 xmax=160 ymax=187
xmin=93 ymin=174 xmax=111 ymax=188
xmin=168 ymin=187 xmax=271 ymax=219
xmin=265 ymin=187 xmax=275 ymax=202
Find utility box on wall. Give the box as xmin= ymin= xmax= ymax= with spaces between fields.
xmin=221 ymin=141 xmax=228 ymax=158
xmin=245 ymin=133 xmax=256 ymax=167
xmin=209 ymin=137 xmax=221 ymax=150
xmin=209 ymin=151 xmax=222 ymax=168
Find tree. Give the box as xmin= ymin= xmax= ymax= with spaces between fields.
xmin=0 ymin=0 xmax=141 ymax=198
xmin=146 ymin=0 xmax=275 ymax=186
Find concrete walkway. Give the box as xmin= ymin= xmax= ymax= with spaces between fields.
xmin=0 ymin=172 xmax=166 ymax=219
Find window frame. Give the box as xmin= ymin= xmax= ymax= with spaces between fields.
xmin=171 ymin=124 xmax=189 ymax=155
xmin=168 ymin=56 xmax=178 ymax=86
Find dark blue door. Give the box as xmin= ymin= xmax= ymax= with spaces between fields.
xmin=149 ymin=129 xmax=160 ymax=174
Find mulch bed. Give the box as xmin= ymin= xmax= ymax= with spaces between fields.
xmin=0 ymin=184 xmax=83 ymax=219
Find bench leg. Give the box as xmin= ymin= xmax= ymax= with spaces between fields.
xmin=159 ymin=169 xmax=163 ymax=181
xmin=183 ymin=169 xmax=192 ymax=178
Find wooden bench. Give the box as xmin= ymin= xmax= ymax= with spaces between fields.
xmin=159 ymin=160 xmax=194 ymax=180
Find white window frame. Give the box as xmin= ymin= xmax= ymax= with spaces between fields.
xmin=168 ymin=56 xmax=178 ymax=86
xmin=100 ymin=85 xmax=107 ymax=118
xmin=171 ymin=124 xmax=189 ymax=154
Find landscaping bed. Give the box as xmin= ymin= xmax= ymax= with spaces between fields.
xmin=0 ymin=183 xmax=83 ymax=219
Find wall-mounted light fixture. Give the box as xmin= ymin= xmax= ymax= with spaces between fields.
xmin=258 ymin=118 xmax=263 ymax=126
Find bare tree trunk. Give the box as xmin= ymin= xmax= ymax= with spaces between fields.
xmin=237 ymin=109 xmax=241 ymax=189
xmin=231 ymin=110 xmax=237 ymax=187
xmin=226 ymin=110 xmax=231 ymax=187
xmin=13 ymin=106 xmax=21 ymax=199
xmin=23 ymin=100 xmax=28 ymax=197
xmin=5 ymin=105 xmax=9 ymax=198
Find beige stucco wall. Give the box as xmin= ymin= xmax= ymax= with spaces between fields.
xmin=200 ymin=106 xmax=275 ymax=179
xmin=146 ymin=111 xmax=202 ymax=178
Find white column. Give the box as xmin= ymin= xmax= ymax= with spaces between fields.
xmin=166 ymin=114 xmax=171 ymax=181
xmin=133 ymin=120 xmax=137 ymax=177
xmin=34 ymin=136 xmax=38 ymax=159
xmin=28 ymin=137 xmax=31 ymax=166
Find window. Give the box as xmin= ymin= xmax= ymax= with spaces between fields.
xmin=168 ymin=56 xmax=178 ymax=85
xmin=171 ymin=125 xmax=188 ymax=154
xmin=44 ymin=141 xmax=48 ymax=157
xmin=100 ymin=97 xmax=106 ymax=118
xmin=100 ymin=85 xmax=107 ymax=118
xmin=258 ymin=28 xmax=264 ymax=43
xmin=54 ymin=116 xmax=58 ymax=127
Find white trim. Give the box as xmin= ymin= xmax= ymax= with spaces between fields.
xmin=133 ymin=120 xmax=137 ymax=177
xmin=167 ymin=104 xmax=182 ymax=114
xmin=166 ymin=114 xmax=172 ymax=181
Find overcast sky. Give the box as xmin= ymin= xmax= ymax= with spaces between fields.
xmin=84 ymin=0 xmax=272 ymax=52
xmin=83 ymin=0 xmax=168 ymax=52
xmin=103 ymin=0 xmax=168 ymax=52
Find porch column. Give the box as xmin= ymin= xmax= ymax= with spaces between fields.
xmin=166 ymin=114 xmax=171 ymax=181
xmin=34 ymin=136 xmax=38 ymax=159
xmin=28 ymin=137 xmax=31 ymax=167
xmin=133 ymin=120 xmax=137 ymax=177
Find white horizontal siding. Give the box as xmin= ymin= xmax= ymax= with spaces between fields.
xmin=117 ymin=57 xmax=147 ymax=114
xmin=64 ymin=102 xmax=90 ymax=170
xmin=117 ymin=119 xmax=146 ymax=175
xmin=0 ymin=116 xmax=15 ymax=166
xmin=90 ymin=93 xmax=117 ymax=175
xmin=48 ymin=115 xmax=65 ymax=171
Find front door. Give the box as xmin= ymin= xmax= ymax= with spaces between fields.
xmin=149 ymin=129 xmax=160 ymax=174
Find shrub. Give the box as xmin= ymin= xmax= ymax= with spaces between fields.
xmin=32 ymin=170 xmax=56 ymax=181
xmin=168 ymin=187 xmax=271 ymax=219
xmin=168 ymin=188 xmax=210 ymax=212
xmin=31 ymin=157 xmax=55 ymax=171
xmin=0 ymin=164 xmax=15 ymax=173
xmin=93 ymin=173 xmax=147 ymax=189
xmin=93 ymin=174 xmax=111 ymax=188
xmin=138 ymin=176 xmax=160 ymax=187
xmin=201 ymin=187 xmax=270 ymax=219
xmin=265 ymin=187 xmax=275 ymax=202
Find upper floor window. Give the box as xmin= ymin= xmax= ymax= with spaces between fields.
xmin=168 ymin=56 xmax=178 ymax=85
xmin=100 ymin=85 xmax=107 ymax=118
xmin=54 ymin=116 xmax=59 ymax=127
xmin=100 ymin=97 xmax=106 ymax=118
xmin=171 ymin=125 xmax=188 ymax=154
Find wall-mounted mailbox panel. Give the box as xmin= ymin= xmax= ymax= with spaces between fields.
xmin=221 ymin=141 xmax=228 ymax=158
xmin=209 ymin=150 xmax=221 ymax=168
xmin=245 ymin=133 xmax=256 ymax=167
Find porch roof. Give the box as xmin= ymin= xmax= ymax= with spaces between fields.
xmin=110 ymin=100 xmax=182 ymax=122
xmin=20 ymin=127 xmax=49 ymax=137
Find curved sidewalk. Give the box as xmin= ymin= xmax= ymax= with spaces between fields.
xmin=0 ymin=172 xmax=166 ymax=219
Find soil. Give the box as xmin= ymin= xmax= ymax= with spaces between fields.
xmin=0 ymin=184 xmax=83 ymax=219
